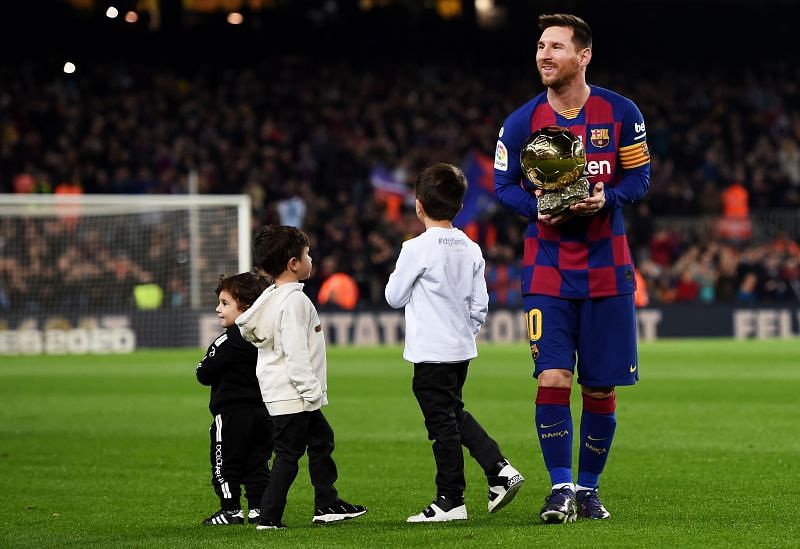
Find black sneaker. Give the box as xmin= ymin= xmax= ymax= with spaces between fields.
xmin=487 ymin=459 xmax=525 ymax=513
xmin=202 ymin=509 xmax=245 ymax=526
xmin=539 ymin=487 xmax=576 ymax=524
xmin=312 ymin=499 xmax=368 ymax=524
xmin=247 ymin=508 xmax=261 ymax=524
xmin=255 ymin=518 xmax=286 ymax=530
xmin=576 ymin=488 xmax=611 ymax=519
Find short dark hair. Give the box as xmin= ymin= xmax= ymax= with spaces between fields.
xmin=414 ymin=163 xmax=467 ymax=222
xmin=253 ymin=225 xmax=310 ymax=278
xmin=215 ymin=272 xmax=270 ymax=310
xmin=538 ymin=13 xmax=592 ymax=50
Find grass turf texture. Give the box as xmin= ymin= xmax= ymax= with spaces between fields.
xmin=1 ymin=340 xmax=799 ymax=548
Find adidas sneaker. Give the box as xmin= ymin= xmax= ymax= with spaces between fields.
xmin=202 ymin=509 xmax=244 ymax=526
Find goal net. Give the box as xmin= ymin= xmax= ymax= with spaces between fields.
xmin=0 ymin=194 xmax=251 ymax=354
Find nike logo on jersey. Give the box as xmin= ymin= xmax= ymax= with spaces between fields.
xmin=539 ymin=419 xmax=566 ymax=429
xmin=629 ymin=364 xmax=638 ymax=373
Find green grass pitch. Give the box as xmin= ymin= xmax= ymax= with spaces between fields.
xmin=1 ymin=340 xmax=799 ymax=547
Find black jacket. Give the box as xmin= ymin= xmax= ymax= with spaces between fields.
xmin=196 ymin=326 xmax=263 ymax=415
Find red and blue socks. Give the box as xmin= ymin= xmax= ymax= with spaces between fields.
xmin=535 ymin=386 xmax=573 ymax=486
xmin=577 ymin=392 xmax=617 ymax=490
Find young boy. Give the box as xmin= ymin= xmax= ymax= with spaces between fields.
xmin=196 ymin=272 xmax=273 ymax=526
xmin=236 ymin=225 xmax=367 ymax=530
xmin=385 ymin=162 xmax=524 ymax=522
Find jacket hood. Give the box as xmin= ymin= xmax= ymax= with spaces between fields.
xmin=236 ymin=282 xmax=304 ymax=348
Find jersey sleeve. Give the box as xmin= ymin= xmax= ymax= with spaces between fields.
xmin=470 ymin=251 xmax=489 ymax=335
xmin=493 ymin=110 xmax=538 ymax=219
xmin=195 ymin=330 xmax=236 ymax=386
xmin=280 ymin=293 xmax=323 ymax=402
xmin=384 ymin=241 xmax=424 ymax=309
xmin=605 ymin=98 xmax=651 ymax=209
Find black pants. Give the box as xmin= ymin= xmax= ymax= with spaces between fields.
xmin=261 ymin=409 xmax=339 ymax=522
xmin=209 ymin=405 xmax=273 ymax=510
xmin=413 ymin=361 xmax=504 ymax=500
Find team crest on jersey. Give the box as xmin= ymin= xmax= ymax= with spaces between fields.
xmin=590 ymin=128 xmax=610 ymax=148
xmin=494 ymin=140 xmax=508 ymax=171
xmin=530 ymin=343 xmax=540 ymax=361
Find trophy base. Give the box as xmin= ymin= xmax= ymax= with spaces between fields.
xmin=537 ymin=178 xmax=590 ymax=216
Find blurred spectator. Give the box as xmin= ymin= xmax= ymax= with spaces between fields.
xmin=737 ymin=272 xmax=759 ymax=303
xmin=633 ymin=268 xmax=649 ymax=308
xmin=674 ymin=269 xmax=700 ymax=303
xmin=318 ymin=273 xmax=360 ymax=310
xmin=718 ymin=180 xmax=751 ymax=242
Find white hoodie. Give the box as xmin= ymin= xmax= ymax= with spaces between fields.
xmin=236 ymin=282 xmax=328 ymax=416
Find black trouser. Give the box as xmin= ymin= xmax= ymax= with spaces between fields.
xmin=413 ymin=361 xmax=504 ymax=500
xmin=261 ymin=409 xmax=339 ymax=522
xmin=209 ymin=405 xmax=273 ymax=510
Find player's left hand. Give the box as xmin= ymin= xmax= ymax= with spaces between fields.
xmin=570 ymin=182 xmax=605 ymax=216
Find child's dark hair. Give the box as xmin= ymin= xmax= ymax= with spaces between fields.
xmin=415 ymin=163 xmax=467 ymax=221
xmin=215 ymin=272 xmax=270 ymax=309
xmin=253 ymin=225 xmax=310 ymax=278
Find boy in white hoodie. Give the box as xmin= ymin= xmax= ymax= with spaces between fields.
xmin=236 ymin=225 xmax=367 ymax=530
xmin=385 ymin=163 xmax=524 ymax=522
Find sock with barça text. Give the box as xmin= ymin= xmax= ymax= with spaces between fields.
xmin=535 ymin=386 xmax=573 ymax=486
xmin=577 ymin=392 xmax=617 ymax=489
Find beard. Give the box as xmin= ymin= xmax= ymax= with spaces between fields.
xmin=538 ymin=59 xmax=581 ymax=90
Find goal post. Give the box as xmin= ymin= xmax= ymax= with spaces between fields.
xmin=0 ymin=194 xmax=251 ymax=354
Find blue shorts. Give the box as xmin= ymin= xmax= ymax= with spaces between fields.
xmin=523 ymin=294 xmax=639 ymax=387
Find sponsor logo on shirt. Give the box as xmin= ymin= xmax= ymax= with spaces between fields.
xmin=585 ymin=159 xmax=611 ymax=176
xmin=438 ymin=237 xmax=467 ymax=247
xmin=494 ymin=140 xmax=508 ymax=171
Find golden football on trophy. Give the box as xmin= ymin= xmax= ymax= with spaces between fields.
xmin=520 ymin=126 xmax=589 ymax=215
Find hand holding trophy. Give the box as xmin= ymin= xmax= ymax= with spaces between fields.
xmin=520 ymin=126 xmax=589 ymax=216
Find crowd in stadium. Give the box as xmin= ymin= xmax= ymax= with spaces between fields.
xmin=1 ymin=57 xmax=800 ymax=310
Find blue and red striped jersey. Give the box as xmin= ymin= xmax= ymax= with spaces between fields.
xmin=494 ymin=85 xmax=650 ymax=299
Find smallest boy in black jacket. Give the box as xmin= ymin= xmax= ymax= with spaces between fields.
xmin=196 ymin=272 xmax=273 ymax=526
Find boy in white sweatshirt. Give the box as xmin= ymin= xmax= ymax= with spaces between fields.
xmin=385 ymin=163 xmax=524 ymax=523
xmin=236 ymin=225 xmax=367 ymax=530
